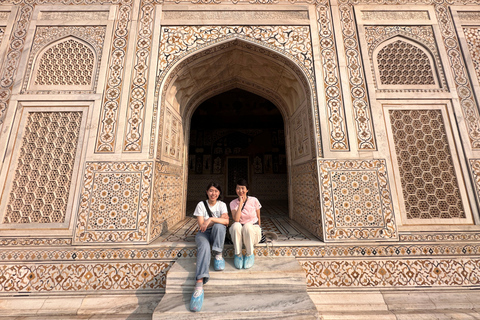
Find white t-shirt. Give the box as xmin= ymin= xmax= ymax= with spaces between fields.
xmin=193 ymin=200 xmax=228 ymax=220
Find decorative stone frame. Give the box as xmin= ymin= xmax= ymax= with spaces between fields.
xmin=0 ymin=102 xmax=90 ymax=236
xmin=383 ymin=102 xmax=475 ymax=226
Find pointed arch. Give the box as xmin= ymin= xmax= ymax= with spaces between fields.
xmin=372 ymin=36 xmax=440 ymax=90
xmin=29 ymin=36 xmax=98 ymax=91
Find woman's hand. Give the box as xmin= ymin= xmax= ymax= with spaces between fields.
xmin=199 ymin=219 xmax=211 ymax=232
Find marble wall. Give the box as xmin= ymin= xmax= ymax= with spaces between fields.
xmin=0 ymin=0 xmax=479 ymax=293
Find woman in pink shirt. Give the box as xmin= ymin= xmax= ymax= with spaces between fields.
xmin=229 ymin=178 xmax=262 ymax=269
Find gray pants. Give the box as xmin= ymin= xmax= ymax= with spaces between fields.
xmin=195 ymin=223 xmax=226 ymax=284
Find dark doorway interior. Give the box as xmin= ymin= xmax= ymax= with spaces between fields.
xmin=187 ymin=88 xmax=288 ymax=210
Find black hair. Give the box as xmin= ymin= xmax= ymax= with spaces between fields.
xmin=236 ymin=178 xmax=249 ymax=190
xmin=205 ymin=182 xmax=223 ymax=200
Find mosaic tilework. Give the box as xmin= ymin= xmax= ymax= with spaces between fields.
xmin=364 ymin=26 xmax=447 ymax=91
xmin=291 ymin=160 xmax=322 ymax=240
xmin=23 ymin=26 xmax=106 ymax=93
xmin=0 ymin=4 xmax=33 ymax=125
xmin=301 ymin=258 xmax=480 ymax=288
xmin=150 ymin=161 xmax=184 ymax=242
xmin=463 ymin=27 xmax=480 ymax=85
xmin=0 ymin=261 xmax=170 ymax=293
xmin=435 ymin=4 xmax=480 ymax=149
xmin=377 ymin=40 xmax=434 ymax=85
xmin=316 ymin=2 xmax=349 ymax=151
xmin=319 ymin=159 xmax=397 ymax=241
xmin=95 ymin=4 xmax=131 ymax=153
xmin=390 ymin=110 xmax=465 ymax=220
xmin=338 ymin=2 xmax=376 ymax=151
xmin=123 ymin=0 xmax=154 ymax=152
xmin=75 ymin=162 xmax=153 ymax=243
xmin=4 ymin=112 xmax=82 ymax=224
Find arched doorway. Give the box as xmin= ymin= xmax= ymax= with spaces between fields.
xmin=155 ymin=39 xmax=323 ymax=240
xmin=186 ymin=88 xmax=288 ymax=212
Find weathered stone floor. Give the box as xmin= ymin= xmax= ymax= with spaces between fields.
xmin=2 ymin=290 xmax=480 ymax=319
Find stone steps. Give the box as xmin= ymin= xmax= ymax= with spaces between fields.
xmin=153 ymin=257 xmax=320 ymax=319
xmin=165 ymin=256 xmax=308 ymax=294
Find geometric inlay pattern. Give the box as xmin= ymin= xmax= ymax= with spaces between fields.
xmin=319 ymin=159 xmax=397 ymax=241
xmin=301 ymin=258 xmax=480 ymax=288
xmin=23 ymin=26 xmax=106 ymax=93
xmin=389 ymin=110 xmax=465 ymax=219
xmin=3 ymin=112 xmax=82 ymax=224
xmin=469 ymin=159 xmax=480 ymax=213
xmin=74 ymin=162 xmax=153 ymax=243
xmin=316 ymin=3 xmax=349 ymax=150
xmin=377 ymin=40 xmax=435 ymax=85
xmin=34 ymin=39 xmax=94 ymax=86
xmin=0 ymin=261 xmax=170 ymax=293
xmin=463 ymin=27 xmax=480 ymax=85
xmin=364 ymin=25 xmax=446 ymax=91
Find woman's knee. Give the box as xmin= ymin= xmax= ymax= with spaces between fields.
xmin=230 ymin=222 xmax=242 ymax=232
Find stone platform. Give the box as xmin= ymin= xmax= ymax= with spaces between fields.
xmin=153 ymin=257 xmax=320 ymax=319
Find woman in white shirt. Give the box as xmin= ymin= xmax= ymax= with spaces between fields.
xmin=229 ymin=178 xmax=262 ymax=269
xmin=190 ymin=182 xmax=229 ymax=312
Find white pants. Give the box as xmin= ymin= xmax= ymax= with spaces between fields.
xmin=229 ymin=222 xmax=262 ymax=256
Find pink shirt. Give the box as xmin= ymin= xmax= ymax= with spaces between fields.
xmin=229 ymin=196 xmax=262 ymax=225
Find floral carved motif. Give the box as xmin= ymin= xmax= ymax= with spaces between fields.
xmin=316 ymin=4 xmax=349 ymax=151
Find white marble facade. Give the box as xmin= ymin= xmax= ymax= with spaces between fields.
xmin=0 ymin=0 xmax=478 ymax=295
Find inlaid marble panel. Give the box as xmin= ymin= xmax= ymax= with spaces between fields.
xmin=24 ymin=26 xmax=106 ymax=93
xmin=364 ymin=26 xmax=445 ymax=91
xmin=390 ymin=110 xmax=465 ymax=220
xmin=319 ymin=159 xmax=397 ymax=241
xmin=301 ymin=258 xmax=480 ymax=288
xmin=0 ymin=27 xmax=5 ymax=46
xmin=291 ymin=160 xmax=322 ymax=239
xmin=463 ymin=27 xmax=480 ymax=85
xmin=150 ymin=161 xmax=183 ymax=242
xmin=0 ymin=261 xmax=170 ymax=293
xmin=3 ymin=111 xmax=82 ymax=224
xmin=74 ymin=162 xmax=153 ymax=244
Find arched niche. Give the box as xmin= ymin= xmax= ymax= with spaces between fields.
xmin=373 ymin=36 xmax=440 ymax=90
xmin=29 ymin=36 xmax=98 ymax=92
xmin=150 ymin=38 xmax=323 ymax=241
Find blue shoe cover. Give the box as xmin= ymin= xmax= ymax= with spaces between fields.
xmin=214 ymin=256 xmax=225 ymax=271
xmin=244 ymin=254 xmax=255 ymax=269
xmin=234 ymin=254 xmax=244 ymax=269
xmin=190 ymin=288 xmax=204 ymax=312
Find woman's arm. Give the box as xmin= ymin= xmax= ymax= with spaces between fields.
xmin=256 ymin=209 xmax=261 ymax=227
xmin=231 ymin=198 xmax=245 ymax=222
xmin=207 ymin=213 xmax=229 ymax=226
